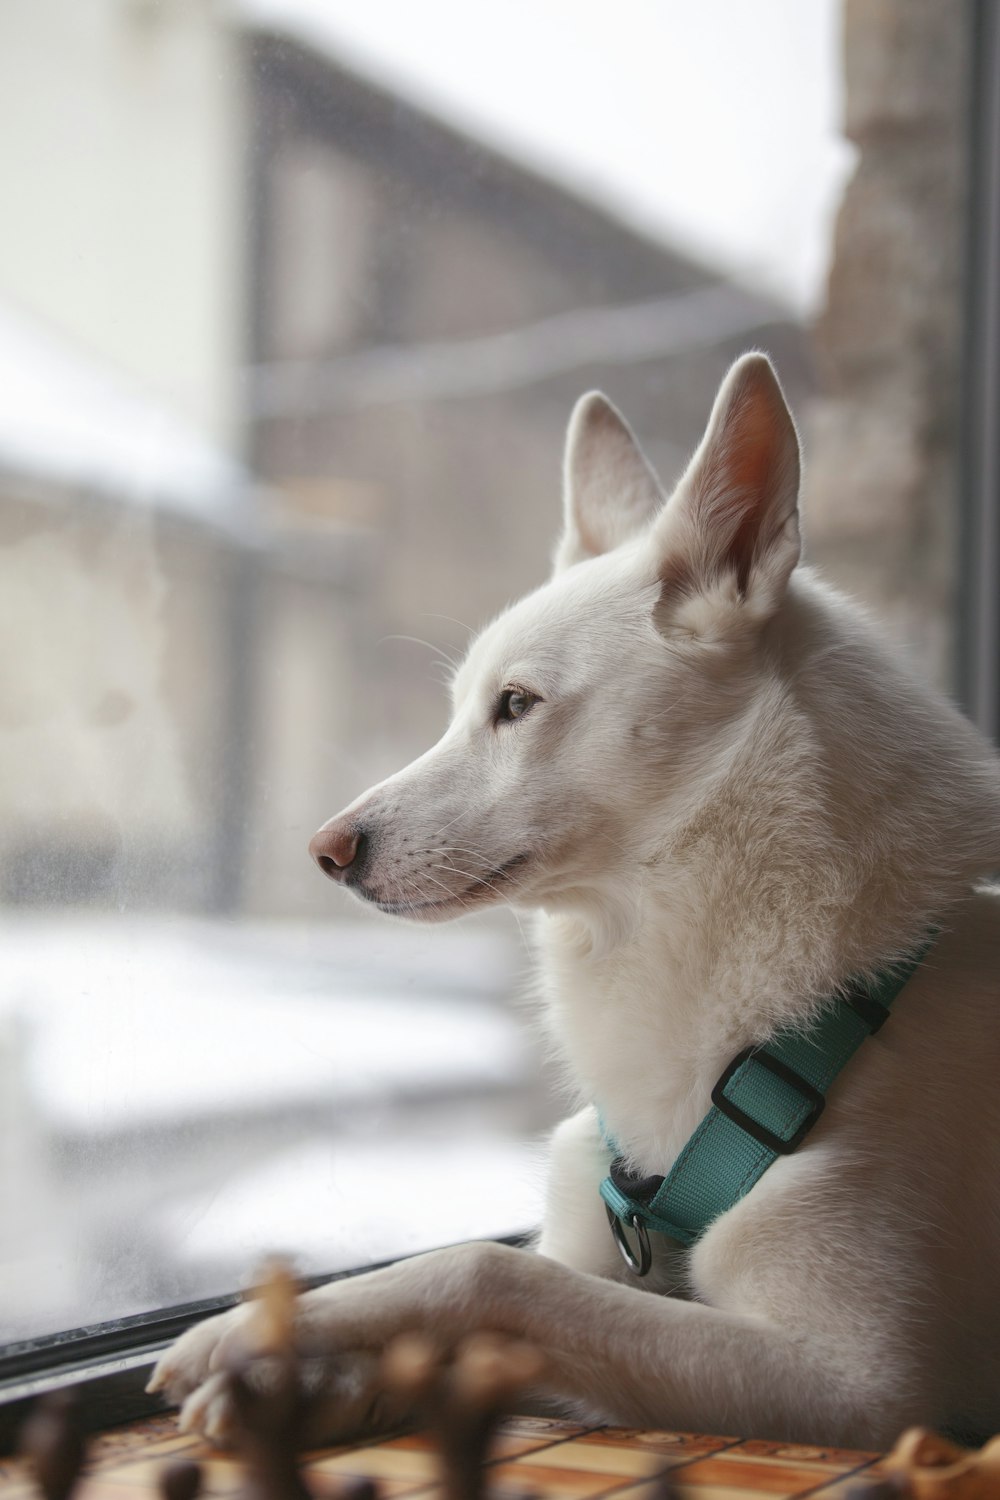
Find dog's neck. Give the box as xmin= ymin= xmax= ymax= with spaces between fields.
xmin=534 ymin=573 xmax=1000 ymax=1173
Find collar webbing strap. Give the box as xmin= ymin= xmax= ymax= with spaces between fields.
xmin=599 ymin=936 xmax=936 ymax=1253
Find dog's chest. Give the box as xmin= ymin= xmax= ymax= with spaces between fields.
xmin=540 ymin=924 xmax=731 ymax=1175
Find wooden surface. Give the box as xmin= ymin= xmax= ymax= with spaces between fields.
xmin=0 ymin=1412 xmax=887 ymax=1500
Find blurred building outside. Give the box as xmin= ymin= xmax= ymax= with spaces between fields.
xmin=0 ymin=3 xmax=809 ymax=923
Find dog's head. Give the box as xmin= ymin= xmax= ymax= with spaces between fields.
xmin=309 ymin=353 xmax=801 ymax=923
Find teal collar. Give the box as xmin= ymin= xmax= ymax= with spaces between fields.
xmin=599 ymin=935 xmax=937 ymax=1275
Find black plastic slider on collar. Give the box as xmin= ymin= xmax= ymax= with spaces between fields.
xmin=608 ymin=1157 xmax=664 ymax=1205
xmin=841 ymin=979 xmax=891 ymax=1033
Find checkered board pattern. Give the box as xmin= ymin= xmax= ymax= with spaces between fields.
xmin=0 ymin=1412 xmax=886 ymax=1500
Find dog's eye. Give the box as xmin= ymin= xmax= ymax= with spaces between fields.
xmin=497 ymin=687 xmax=539 ymax=723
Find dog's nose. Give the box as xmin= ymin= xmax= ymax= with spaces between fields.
xmin=309 ymin=822 xmax=368 ymax=882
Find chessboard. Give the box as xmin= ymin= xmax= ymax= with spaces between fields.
xmin=0 ymin=1411 xmax=887 ymax=1500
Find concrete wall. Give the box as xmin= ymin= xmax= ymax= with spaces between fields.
xmin=803 ymin=0 xmax=969 ymax=688
xmin=0 ymin=0 xmax=246 ymax=448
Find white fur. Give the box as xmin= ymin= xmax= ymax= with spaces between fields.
xmin=150 ymin=354 xmax=1000 ymax=1449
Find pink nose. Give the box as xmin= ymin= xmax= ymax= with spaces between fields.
xmin=309 ymin=821 xmax=365 ymax=881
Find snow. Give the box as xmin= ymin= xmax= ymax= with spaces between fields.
xmin=0 ymin=915 xmax=529 ymax=1133
xmin=0 ymin=300 xmax=250 ymax=528
xmin=156 ymin=1133 xmax=544 ymax=1273
xmin=0 ymin=913 xmax=545 ymax=1341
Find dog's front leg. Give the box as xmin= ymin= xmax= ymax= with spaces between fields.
xmin=289 ymin=1242 xmax=909 ymax=1448
xmin=156 ymin=1239 xmax=910 ymax=1450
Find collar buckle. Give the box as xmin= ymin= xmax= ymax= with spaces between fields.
xmin=711 ymin=1047 xmax=826 ymax=1155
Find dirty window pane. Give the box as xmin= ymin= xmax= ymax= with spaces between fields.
xmin=0 ymin=0 xmax=966 ymax=1343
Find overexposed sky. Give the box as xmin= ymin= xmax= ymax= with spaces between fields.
xmin=237 ymin=0 xmax=854 ymax=314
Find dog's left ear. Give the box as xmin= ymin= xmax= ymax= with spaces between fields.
xmin=554 ymin=392 xmax=664 ymax=573
xmin=653 ymin=353 xmax=801 ymax=627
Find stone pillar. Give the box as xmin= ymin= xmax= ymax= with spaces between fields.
xmin=803 ymin=0 xmax=970 ymax=688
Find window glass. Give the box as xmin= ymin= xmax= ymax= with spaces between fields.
xmin=0 ymin=0 xmax=967 ymax=1344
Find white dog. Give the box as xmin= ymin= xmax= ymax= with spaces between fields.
xmin=150 ymin=354 xmax=1000 ymax=1449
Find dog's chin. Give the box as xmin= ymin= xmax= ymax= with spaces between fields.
xmin=356 ymin=852 xmax=532 ymax=923
xmin=371 ymin=895 xmax=482 ymax=924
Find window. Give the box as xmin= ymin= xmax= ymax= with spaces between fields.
xmin=0 ymin=0 xmax=990 ymax=1425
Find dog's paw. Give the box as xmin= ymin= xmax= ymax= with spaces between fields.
xmin=177 ymin=1371 xmax=238 ymax=1445
xmin=146 ymin=1304 xmax=251 ymax=1408
xmin=172 ymin=1350 xmax=391 ymax=1448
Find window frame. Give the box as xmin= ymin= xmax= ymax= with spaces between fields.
xmin=0 ymin=1285 xmax=250 ymax=1453
xmin=957 ymin=0 xmax=1000 ymax=737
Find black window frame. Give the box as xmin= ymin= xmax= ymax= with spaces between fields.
xmin=957 ymin=0 xmax=1000 ymax=736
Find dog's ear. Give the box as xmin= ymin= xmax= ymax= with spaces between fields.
xmin=554 ymin=392 xmax=664 ymax=573
xmin=652 ymin=353 xmax=801 ymax=628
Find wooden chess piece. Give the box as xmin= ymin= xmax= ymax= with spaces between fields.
xmin=382 ymin=1333 xmax=544 ymax=1500
xmin=19 ymin=1390 xmax=86 ymax=1500
xmin=881 ymin=1426 xmax=1000 ymax=1500
xmin=222 ymin=1259 xmax=314 ymax=1500
xmin=244 ymin=1259 xmax=300 ymax=1362
xmin=648 ymin=1468 xmax=683 ymax=1500
xmin=158 ymin=1457 xmax=203 ymax=1500
xmin=336 ymin=1479 xmax=379 ymax=1500
xmin=441 ymin=1336 xmax=544 ymax=1500
xmin=226 ymin=1357 xmax=315 ymax=1500
xmin=844 ymin=1477 xmax=910 ymax=1500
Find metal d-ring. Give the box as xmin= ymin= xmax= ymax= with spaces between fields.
xmin=606 ymin=1203 xmax=652 ymax=1277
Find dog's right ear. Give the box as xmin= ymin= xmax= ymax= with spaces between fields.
xmin=553 ymin=393 xmax=664 ymax=573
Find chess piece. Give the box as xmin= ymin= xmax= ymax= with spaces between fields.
xmin=881 ymin=1426 xmax=1000 ymax=1500
xmin=245 ymin=1259 xmax=300 ymax=1360
xmin=844 ymin=1477 xmax=910 ymax=1500
xmin=380 ymin=1332 xmax=445 ymax=1409
xmin=648 ymin=1469 xmax=683 ymax=1500
xmin=217 ymin=1259 xmax=315 ymax=1500
xmin=440 ymin=1335 xmax=544 ymax=1500
xmin=336 ymin=1480 xmax=378 ymax=1500
xmin=382 ymin=1333 xmax=544 ymax=1500
xmin=19 ymin=1390 xmax=86 ymax=1500
xmin=158 ymin=1457 xmax=203 ymax=1500
xmin=227 ymin=1361 xmax=313 ymax=1500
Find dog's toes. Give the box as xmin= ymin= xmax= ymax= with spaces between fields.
xmin=207 ymin=1317 xmax=255 ymax=1375
xmin=148 ymin=1307 xmax=247 ymax=1407
xmin=147 ymin=1349 xmax=195 ymax=1408
xmin=178 ymin=1373 xmax=237 ymax=1445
